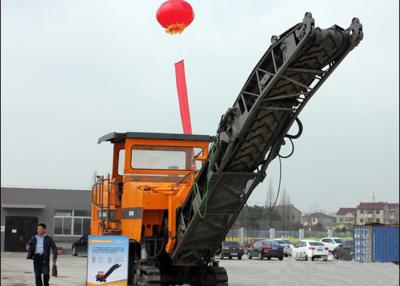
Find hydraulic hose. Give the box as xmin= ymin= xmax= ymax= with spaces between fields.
xmin=286 ymin=117 xmax=303 ymax=139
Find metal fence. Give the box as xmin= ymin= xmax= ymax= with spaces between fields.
xmin=225 ymin=228 xmax=353 ymax=243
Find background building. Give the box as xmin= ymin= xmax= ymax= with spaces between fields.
xmin=302 ymin=212 xmax=336 ymax=230
xmin=274 ymin=204 xmax=302 ymax=230
xmin=335 ymin=208 xmax=356 ymax=229
xmin=1 ymin=187 xmax=91 ymax=252
xmin=388 ymin=203 xmax=400 ymax=224
xmin=356 ymin=202 xmax=390 ymax=225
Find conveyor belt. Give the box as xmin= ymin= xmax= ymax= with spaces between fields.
xmin=171 ymin=13 xmax=363 ymax=266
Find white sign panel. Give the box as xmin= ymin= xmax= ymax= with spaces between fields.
xmin=87 ymin=235 xmax=129 ymax=286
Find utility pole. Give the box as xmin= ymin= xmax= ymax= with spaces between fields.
xmin=372 ymin=193 xmax=377 ymax=223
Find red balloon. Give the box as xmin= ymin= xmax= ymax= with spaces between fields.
xmin=156 ymin=0 xmax=194 ymax=34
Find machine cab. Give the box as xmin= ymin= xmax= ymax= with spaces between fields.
xmin=91 ymin=132 xmax=212 ymax=244
xmin=98 ymin=132 xmax=212 ymax=183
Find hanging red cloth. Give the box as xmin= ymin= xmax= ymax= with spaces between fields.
xmin=175 ymin=60 xmax=192 ymax=134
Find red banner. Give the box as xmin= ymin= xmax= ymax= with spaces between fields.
xmin=175 ymin=60 xmax=192 ymax=134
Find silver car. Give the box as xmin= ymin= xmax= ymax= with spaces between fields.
xmin=273 ymin=239 xmax=292 ymax=257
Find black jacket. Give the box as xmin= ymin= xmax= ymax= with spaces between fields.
xmin=26 ymin=235 xmax=58 ymax=261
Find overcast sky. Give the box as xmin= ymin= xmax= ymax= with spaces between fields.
xmin=1 ymin=0 xmax=398 ymax=213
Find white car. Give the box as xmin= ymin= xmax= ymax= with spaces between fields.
xmin=292 ymin=240 xmax=329 ymax=261
xmin=320 ymin=237 xmax=344 ymax=253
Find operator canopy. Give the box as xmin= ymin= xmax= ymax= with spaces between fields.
xmin=98 ymin=132 xmax=213 ymax=144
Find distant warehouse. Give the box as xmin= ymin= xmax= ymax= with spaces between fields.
xmin=1 ymin=187 xmax=91 ymax=252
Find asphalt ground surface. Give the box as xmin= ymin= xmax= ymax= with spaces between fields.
xmin=1 ymin=252 xmax=399 ymax=286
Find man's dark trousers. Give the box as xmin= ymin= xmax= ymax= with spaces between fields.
xmin=33 ymin=254 xmax=50 ymax=286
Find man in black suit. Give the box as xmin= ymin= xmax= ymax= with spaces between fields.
xmin=26 ymin=223 xmax=57 ymax=286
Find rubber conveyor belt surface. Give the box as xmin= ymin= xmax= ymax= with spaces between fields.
xmin=171 ymin=13 xmax=363 ymax=266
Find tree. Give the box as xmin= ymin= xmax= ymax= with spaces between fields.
xmin=265 ymin=179 xmax=276 ymax=229
xmin=279 ymin=187 xmax=290 ymax=231
xmin=277 ymin=187 xmax=295 ymax=231
xmin=265 ymin=179 xmax=275 ymax=209
xmin=335 ymin=226 xmax=348 ymax=232
xmin=279 ymin=187 xmax=290 ymax=206
xmin=236 ymin=204 xmax=281 ymax=230
xmin=237 ymin=205 xmax=261 ymax=229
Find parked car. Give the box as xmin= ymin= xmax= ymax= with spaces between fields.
xmin=334 ymin=240 xmax=353 ymax=261
xmin=242 ymin=238 xmax=264 ymax=251
xmin=320 ymin=237 xmax=344 ymax=254
xmin=292 ymin=240 xmax=329 ymax=261
xmin=72 ymin=234 xmax=88 ymax=256
xmin=220 ymin=241 xmax=244 ymax=260
xmin=273 ymin=239 xmax=293 ymax=257
xmin=247 ymin=240 xmax=284 ymax=260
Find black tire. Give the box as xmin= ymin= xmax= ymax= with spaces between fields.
xmin=284 ymin=254 xmax=288 ymax=257
xmin=228 ymin=256 xmax=232 ymax=260
xmin=305 ymin=255 xmax=308 ymax=261
xmin=333 ymin=250 xmax=338 ymax=259
xmin=341 ymin=251 xmax=352 ymax=261
xmin=279 ymin=256 xmax=283 ymax=261
xmin=238 ymin=256 xmax=242 ymax=260
xmin=210 ymin=266 xmax=228 ymax=286
xmin=266 ymin=256 xmax=271 ymax=260
xmin=72 ymin=246 xmax=78 ymax=256
xmin=311 ymin=256 xmax=315 ymax=261
xmin=135 ymin=264 xmax=161 ymax=286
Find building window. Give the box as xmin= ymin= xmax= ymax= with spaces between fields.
xmin=55 ymin=210 xmax=72 ymax=216
xmin=360 ymin=210 xmax=364 ymax=214
xmin=360 ymin=219 xmax=364 ymax=223
xmin=367 ymin=210 xmax=374 ymax=214
xmin=54 ymin=210 xmax=91 ymax=236
xmin=54 ymin=217 xmax=63 ymax=235
xmin=376 ymin=210 xmax=380 ymax=214
xmin=376 ymin=218 xmax=380 ymax=223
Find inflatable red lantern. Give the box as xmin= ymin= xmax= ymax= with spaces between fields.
xmin=156 ymin=0 xmax=194 ymax=134
xmin=156 ymin=0 xmax=194 ymax=34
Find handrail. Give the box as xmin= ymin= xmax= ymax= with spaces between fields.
xmin=91 ymin=175 xmax=122 ymax=234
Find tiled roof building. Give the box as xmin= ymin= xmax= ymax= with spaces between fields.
xmin=356 ymin=202 xmax=390 ymax=225
xmin=335 ymin=208 xmax=356 ymax=229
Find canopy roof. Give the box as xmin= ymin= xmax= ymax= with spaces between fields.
xmin=98 ymin=132 xmax=212 ymax=144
